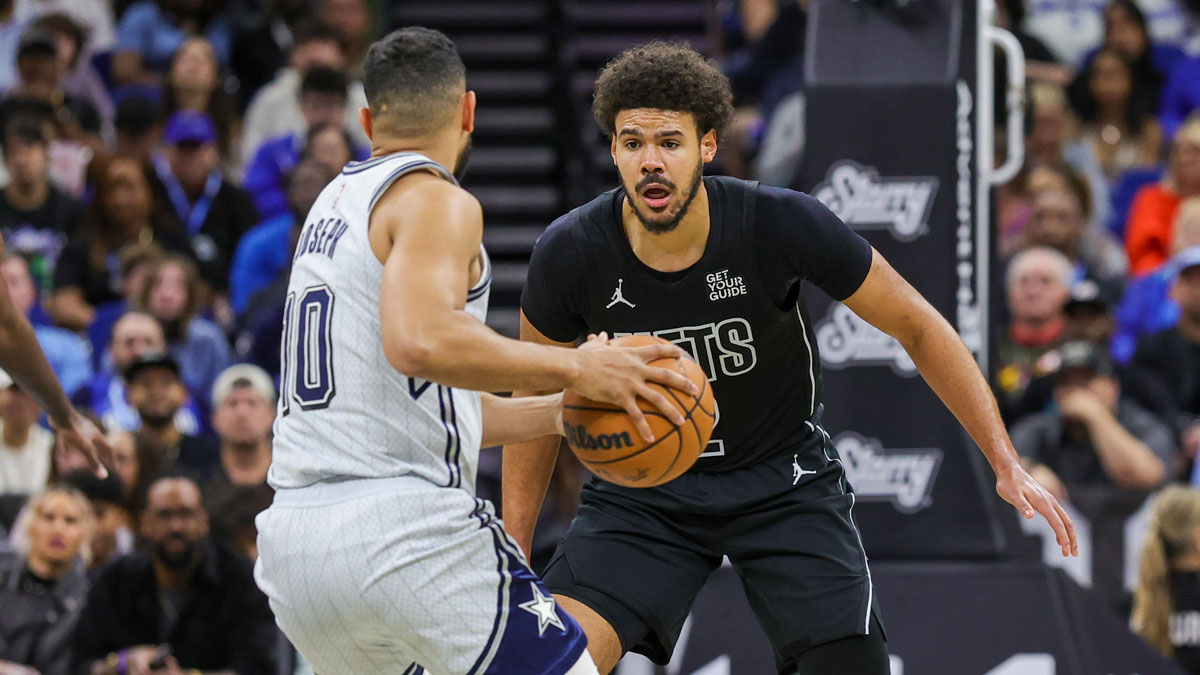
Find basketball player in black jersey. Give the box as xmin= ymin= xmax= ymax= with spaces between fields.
xmin=503 ymin=43 xmax=1079 ymax=674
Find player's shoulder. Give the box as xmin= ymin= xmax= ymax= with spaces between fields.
xmin=754 ymin=182 xmax=827 ymax=218
xmin=376 ymin=170 xmax=481 ymax=224
xmin=533 ymin=186 xmax=621 ymax=257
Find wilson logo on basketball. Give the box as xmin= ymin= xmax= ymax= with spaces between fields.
xmin=564 ymin=423 xmax=634 ymax=451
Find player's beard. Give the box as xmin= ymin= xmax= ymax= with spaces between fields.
xmin=453 ymin=136 xmax=472 ymax=183
xmin=623 ymin=158 xmax=704 ymax=235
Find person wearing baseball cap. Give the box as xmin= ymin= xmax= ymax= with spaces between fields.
xmin=124 ymin=352 xmax=216 ymax=477
xmin=1010 ymin=339 xmax=1174 ymax=504
xmin=150 ymin=110 xmax=259 ymax=296
xmin=204 ymin=364 xmax=275 ymax=506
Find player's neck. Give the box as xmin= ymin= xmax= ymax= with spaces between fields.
xmin=368 ymin=129 xmax=458 ymax=176
xmin=621 ymin=183 xmax=710 ymax=273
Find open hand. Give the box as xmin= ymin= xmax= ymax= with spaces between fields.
xmin=996 ymin=462 xmax=1078 ymax=557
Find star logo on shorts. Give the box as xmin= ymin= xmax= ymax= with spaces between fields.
xmin=518 ymin=583 xmax=565 ymax=636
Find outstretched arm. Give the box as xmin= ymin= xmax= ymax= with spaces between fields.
xmin=843 ymin=249 xmax=1078 ymax=557
xmin=0 ymin=239 xmax=110 ymax=475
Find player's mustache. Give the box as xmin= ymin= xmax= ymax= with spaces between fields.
xmin=636 ymin=175 xmax=676 ymax=192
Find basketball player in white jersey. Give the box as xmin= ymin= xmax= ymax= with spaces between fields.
xmin=253 ymin=27 xmax=698 ymax=675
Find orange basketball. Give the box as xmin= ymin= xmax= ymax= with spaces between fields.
xmin=562 ymin=334 xmax=716 ymax=487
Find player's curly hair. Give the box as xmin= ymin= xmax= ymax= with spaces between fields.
xmin=592 ymin=42 xmax=735 ymax=140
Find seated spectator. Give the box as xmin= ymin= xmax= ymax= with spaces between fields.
xmin=0 ymin=25 xmax=101 ymax=149
xmin=33 ymin=13 xmax=114 ymax=138
xmin=0 ymin=368 xmax=52 ymax=495
xmin=203 ymin=364 xmax=272 ymax=506
xmin=139 ymin=254 xmax=230 ymax=399
xmin=1066 ymin=46 xmax=1162 ymax=183
xmin=996 ymin=247 xmax=1072 ymax=416
xmin=319 ymin=0 xmax=370 ymax=80
xmin=49 ymin=153 xmax=193 ymax=331
xmin=1080 ymin=0 xmax=1185 ymax=116
xmin=227 ymin=0 xmax=308 ymax=110
xmin=1132 ymin=485 xmax=1200 ymax=673
xmin=1024 ymin=184 xmax=1128 ymax=293
xmin=124 ymin=353 xmax=215 ymax=477
xmin=1 ymin=254 xmax=91 ymax=394
xmin=1011 ymin=340 xmax=1173 ymax=502
xmin=112 ymin=95 xmax=162 ymax=164
xmin=242 ymin=66 xmax=366 ymax=221
xmin=230 ymin=157 xmax=333 ymax=314
xmin=1009 ymin=279 xmax=1179 ymax=435
xmin=1127 ymin=114 xmax=1200 ymax=275
xmin=72 ymin=473 xmax=279 ymax=675
xmin=239 ymin=20 xmax=369 ymax=162
xmin=163 ymin=37 xmax=239 ymax=165
xmin=150 ymin=111 xmax=257 ymax=295
xmin=112 ymin=0 xmax=234 ymax=86
xmin=14 ymin=0 xmax=115 ymax=53
xmin=72 ymin=311 xmax=201 ymax=437
xmin=57 ymin=468 xmax=132 ymax=571
xmin=0 ymin=119 xmax=81 ymax=289
xmin=86 ymin=242 xmax=162 ymax=372
xmin=1134 ymin=246 xmax=1200 ymax=463
xmin=0 ymin=484 xmax=92 ymax=675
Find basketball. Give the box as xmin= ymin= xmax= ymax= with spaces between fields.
xmin=562 ymin=335 xmax=716 ymax=487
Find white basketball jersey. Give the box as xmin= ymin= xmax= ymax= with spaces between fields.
xmin=268 ymin=151 xmax=490 ymax=491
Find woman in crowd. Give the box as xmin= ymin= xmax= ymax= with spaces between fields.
xmin=0 ymin=485 xmax=93 ymax=675
xmin=48 ymin=154 xmax=192 ymax=331
xmin=1084 ymin=0 xmax=1183 ymax=115
xmin=1133 ymin=485 xmax=1200 ymax=673
xmin=163 ymin=37 xmax=239 ymax=166
xmin=1068 ymin=46 xmax=1162 ymax=183
xmin=1127 ymin=114 xmax=1200 ymax=275
xmin=139 ymin=254 xmax=229 ymax=400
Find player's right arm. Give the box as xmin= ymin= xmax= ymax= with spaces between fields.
xmin=375 ymin=175 xmax=696 ymax=441
xmin=0 ymin=237 xmax=111 ymax=476
xmin=501 ymin=312 xmax=577 ymax=559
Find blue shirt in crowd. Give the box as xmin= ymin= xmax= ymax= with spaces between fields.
xmin=1161 ymin=56 xmax=1200 ymax=139
xmin=242 ymin=132 xmax=367 ymax=222
xmin=115 ymin=1 xmax=233 ymax=74
xmin=229 ymin=212 xmax=294 ymax=315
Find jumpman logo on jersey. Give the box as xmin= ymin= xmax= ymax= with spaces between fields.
xmin=606 ymin=279 xmax=635 ymax=309
xmin=793 ymin=454 xmax=816 ymax=485
xmin=518 ymin=583 xmax=565 ymax=636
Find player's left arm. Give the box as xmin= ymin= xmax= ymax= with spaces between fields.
xmin=480 ymin=392 xmax=564 ymax=447
xmin=843 ymin=249 xmax=1078 ymax=558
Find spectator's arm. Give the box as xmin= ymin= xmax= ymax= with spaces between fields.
xmin=1060 ymin=390 xmax=1166 ymax=487
xmin=47 ymin=288 xmax=95 ymax=333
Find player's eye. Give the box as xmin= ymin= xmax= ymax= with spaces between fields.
xmin=663 ymin=141 xmax=679 ymax=149
xmin=624 ymin=140 xmax=640 ymax=150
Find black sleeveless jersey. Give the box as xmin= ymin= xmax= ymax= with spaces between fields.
xmin=522 ymin=176 xmax=872 ymax=473
xmin=1171 ymin=570 xmax=1200 ymax=674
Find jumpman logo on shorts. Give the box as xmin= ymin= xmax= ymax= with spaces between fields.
xmin=606 ymin=279 xmax=636 ymax=309
xmin=793 ymin=454 xmax=816 ymax=485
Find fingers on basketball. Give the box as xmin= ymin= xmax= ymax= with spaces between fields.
xmin=563 ymin=335 xmax=716 ymax=488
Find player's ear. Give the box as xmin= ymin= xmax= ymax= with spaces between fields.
xmin=462 ymin=91 xmax=476 ymax=134
xmin=700 ymin=128 xmax=718 ymax=164
xmin=610 ymin=135 xmax=617 ymax=164
xmin=358 ymin=107 xmax=373 ymax=141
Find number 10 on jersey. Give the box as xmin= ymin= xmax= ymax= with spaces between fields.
xmin=281 ymin=285 xmax=337 ymax=415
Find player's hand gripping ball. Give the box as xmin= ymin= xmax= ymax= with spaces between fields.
xmin=563 ymin=335 xmax=716 ymax=487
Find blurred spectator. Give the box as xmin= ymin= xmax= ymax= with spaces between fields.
xmin=33 ymin=13 xmax=114 ymax=138
xmin=0 ymin=26 xmax=101 ymax=150
xmin=203 ymin=364 xmax=272 ymax=505
xmin=206 ymin=482 xmax=271 ymax=562
xmin=230 ymin=156 xmax=334 ymax=315
xmin=1008 ymin=279 xmax=1179 ymax=436
xmin=1024 ymin=184 xmax=1128 ymax=292
xmin=1 ymin=255 xmax=91 ymax=394
xmin=150 ymin=111 xmax=257 ymax=296
xmin=1024 ymin=0 xmax=1188 ymax=66
xmin=993 ymin=0 xmax=1069 ymax=86
xmin=319 ymin=0 xmax=370 ymax=81
xmin=0 ymin=0 xmax=21 ymax=93
xmin=0 ymin=368 xmax=51 ymax=495
xmin=1160 ymin=50 xmax=1200 ymax=140
xmin=139 ymin=254 xmax=230 ymax=399
xmin=72 ymin=473 xmax=279 ymax=675
xmin=49 ymin=153 xmax=192 ymax=331
xmin=124 ymin=352 xmax=215 ymax=477
xmin=16 ymin=0 xmax=114 ymax=52
xmin=72 ymin=310 xmax=201 ymax=437
xmin=85 ymin=241 xmax=161 ymax=372
xmin=1133 ymin=246 xmax=1200 ymax=462
xmin=0 ymin=484 xmax=92 ymax=675
xmin=1115 ymin=199 xmax=1200 ymax=360
xmin=112 ymin=96 xmax=162 ymax=164
xmin=996 ymin=247 xmax=1072 ymax=415
xmin=1011 ymin=340 xmax=1173 ymax=503
xmin=104 ymin=430 xmax=142 ymax=511
xmin=0 ymin=119 xmax=80 ymax=289
xmin=1081 ymin=0 xmax=1185 ymax=115
xmin=163 ymin=37 xmax=239 ymax=164
xmin=243 ymin=66 xmax=365 ymax=222
xmin=112 ymin=0 xmax=234 ymax=86
xmin=1127 ymin=114 xmax=1200 ymax=275
xmin=240 ymin=20 xmax=369 ymax=160
xmin=1000 ymin=154 xmax=1112 ymax=261
xmin=227 ymin=0 xmax=312 ymax=110
xmin=1132 ymin=485 xmax=1200 ymax=673
xmin=1067 ymin=47 xmax=1162 ymax=182
xmin=57 ymin=468 xmax=132 ymax=571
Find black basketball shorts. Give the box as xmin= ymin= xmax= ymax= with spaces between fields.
xmin=540 ymin=424 xmax=885 ymax=673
